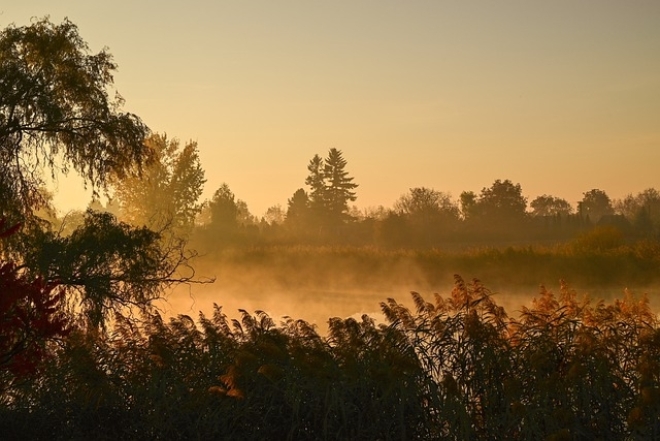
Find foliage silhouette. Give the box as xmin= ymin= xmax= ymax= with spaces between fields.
xmin=579 ymin=189 xmax=615 ymax=223
xmin=0 ymin=17 xmax=150 ymax=229
xmin=21 ymin=210 xmax=199 ymax=328
xmin=303 ymin=148 xmax=358 ymax=235
xmin=0 ymin=219 xmax=69 ymax=392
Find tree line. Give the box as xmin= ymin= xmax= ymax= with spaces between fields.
xmin=93 ymin=143 xmax=660 ymax=250
xmin=39 ymin=129 xmax=660 ymax=251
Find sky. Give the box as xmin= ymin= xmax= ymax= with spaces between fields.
xmin=3 ymin=1 xmax=660 ymax=218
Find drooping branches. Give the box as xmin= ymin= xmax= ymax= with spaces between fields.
xmin=0 ymin=17 xmax=151 ymax=223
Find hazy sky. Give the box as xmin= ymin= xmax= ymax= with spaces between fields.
xmin=3 ymin=1 xmax=659 ymax=217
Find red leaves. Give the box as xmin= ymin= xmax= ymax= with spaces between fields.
xmin=1 ymin=219 xmax=69 ymax=378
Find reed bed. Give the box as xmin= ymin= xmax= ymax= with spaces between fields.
xmin=2 ymin=275 xmax=660 ymax=440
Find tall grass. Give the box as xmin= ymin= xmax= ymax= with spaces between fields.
xmin=2 ymin=275 xmax=660 ymax=440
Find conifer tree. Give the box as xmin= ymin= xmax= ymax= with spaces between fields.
xmin=303 ymin=149 xmax=358 ymax=226
xmin=324 ymin=148 xmax=358 ymax=223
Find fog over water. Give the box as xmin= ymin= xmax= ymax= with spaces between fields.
xmin=157 ymin=259 xmax=660 ymax=333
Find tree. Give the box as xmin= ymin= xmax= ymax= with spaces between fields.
xmin=285 ymin=188 xmax=312 ymax=232
xmin=394 ymin=187 xmax=458 ymax=221
xmin=392 ymin=187 xmax=459 ymax=246
xmin=615 ymin=188 xmax=660 ymax=236
xmin=578 ymin=189 xmax=614 ymax=223
xmin=305 ymin=154 xmax=326 ymax=216
xmin=263 ymin=205 xmax=285 ymax=226
xmin=478 ymin=179 xmax=527 ymax=220
xmin=323 ymin=148 xmax=358 ymax=223
xmin=0 ymin=19 xmax=207 ymax=333
xmin=235 ymin=199 xmax=257 ymax=226
xmin=0 ymin=18 xmax=151 ymax=227
xmin=207 ymin=183 xmax=239 ymax=231
xmin=530 ymin=195 xmax=573 ymax=217
xmin=111 ymin=133 xmax=205 ymax=237
xmin=303 ymin=148 xmax=358 ymax=227
xmin=459 ymin=191 xmax=478 ymax=221
xmin=20 ymin=211 xmax=194 ymax=328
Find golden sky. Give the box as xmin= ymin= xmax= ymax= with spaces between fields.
xmin=4 ymin=1 xmax=660 ymax=217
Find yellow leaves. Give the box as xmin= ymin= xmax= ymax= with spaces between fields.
xmin=219 ymin=365 xmax=239 ymax=390
xmin=216 ymin=365 xmax=246 ymax=400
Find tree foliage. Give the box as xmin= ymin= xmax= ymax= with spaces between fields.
xmin=615 ymin=188 xmax=660 ymax=235
xmin=529 ymin=194 xmax=573 ymax=217
xmin=0 ymin=17 xmax=151 ymax=225
xmin=22 ymin=210 xmax=195 ymax=328
xmin=303 ymin=148 xmax=358 ymax=228
xmin=111 ymin=133 xmax=205 ymax=237
xmin=305 ymin=154 xmax=326 ymax=216
xmin=478 ymin=179 xmax=527 ymax=220
xmin=578 ymin=189 xmax=614 ymax=223
xmin=394 ymin=187 xmax=459 ymax=221
xmin=323 ymin=148 xmax=358 ymax=221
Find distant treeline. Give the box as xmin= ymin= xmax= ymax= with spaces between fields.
xmin=48 ymin=135 xmax=660 ymax=252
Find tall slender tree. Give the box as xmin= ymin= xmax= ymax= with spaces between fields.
xmin=305 ymin=154 xmax=326 ymax=216
xmin=303 ymin=148 xmax=358 ymax=229
xmin=324 ymin=148 xmax=358 ymax=223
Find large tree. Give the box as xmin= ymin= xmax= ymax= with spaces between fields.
xmin=324 ymin=148 xmax=358 ymax=222
xmin=478 ymin=179 xmax=527 ymax=220
xmin=0 ymin=18 xmax=151 ymax=226
xmin=0 ymin=19 xmax=203 ymax=330
xmin=303 ymin=148 xmax=358 ymax=226
xmin=461 ymin=180 xmax=528 ymax=236
xmin=111 ymin=133 xmax=205 ymax=237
